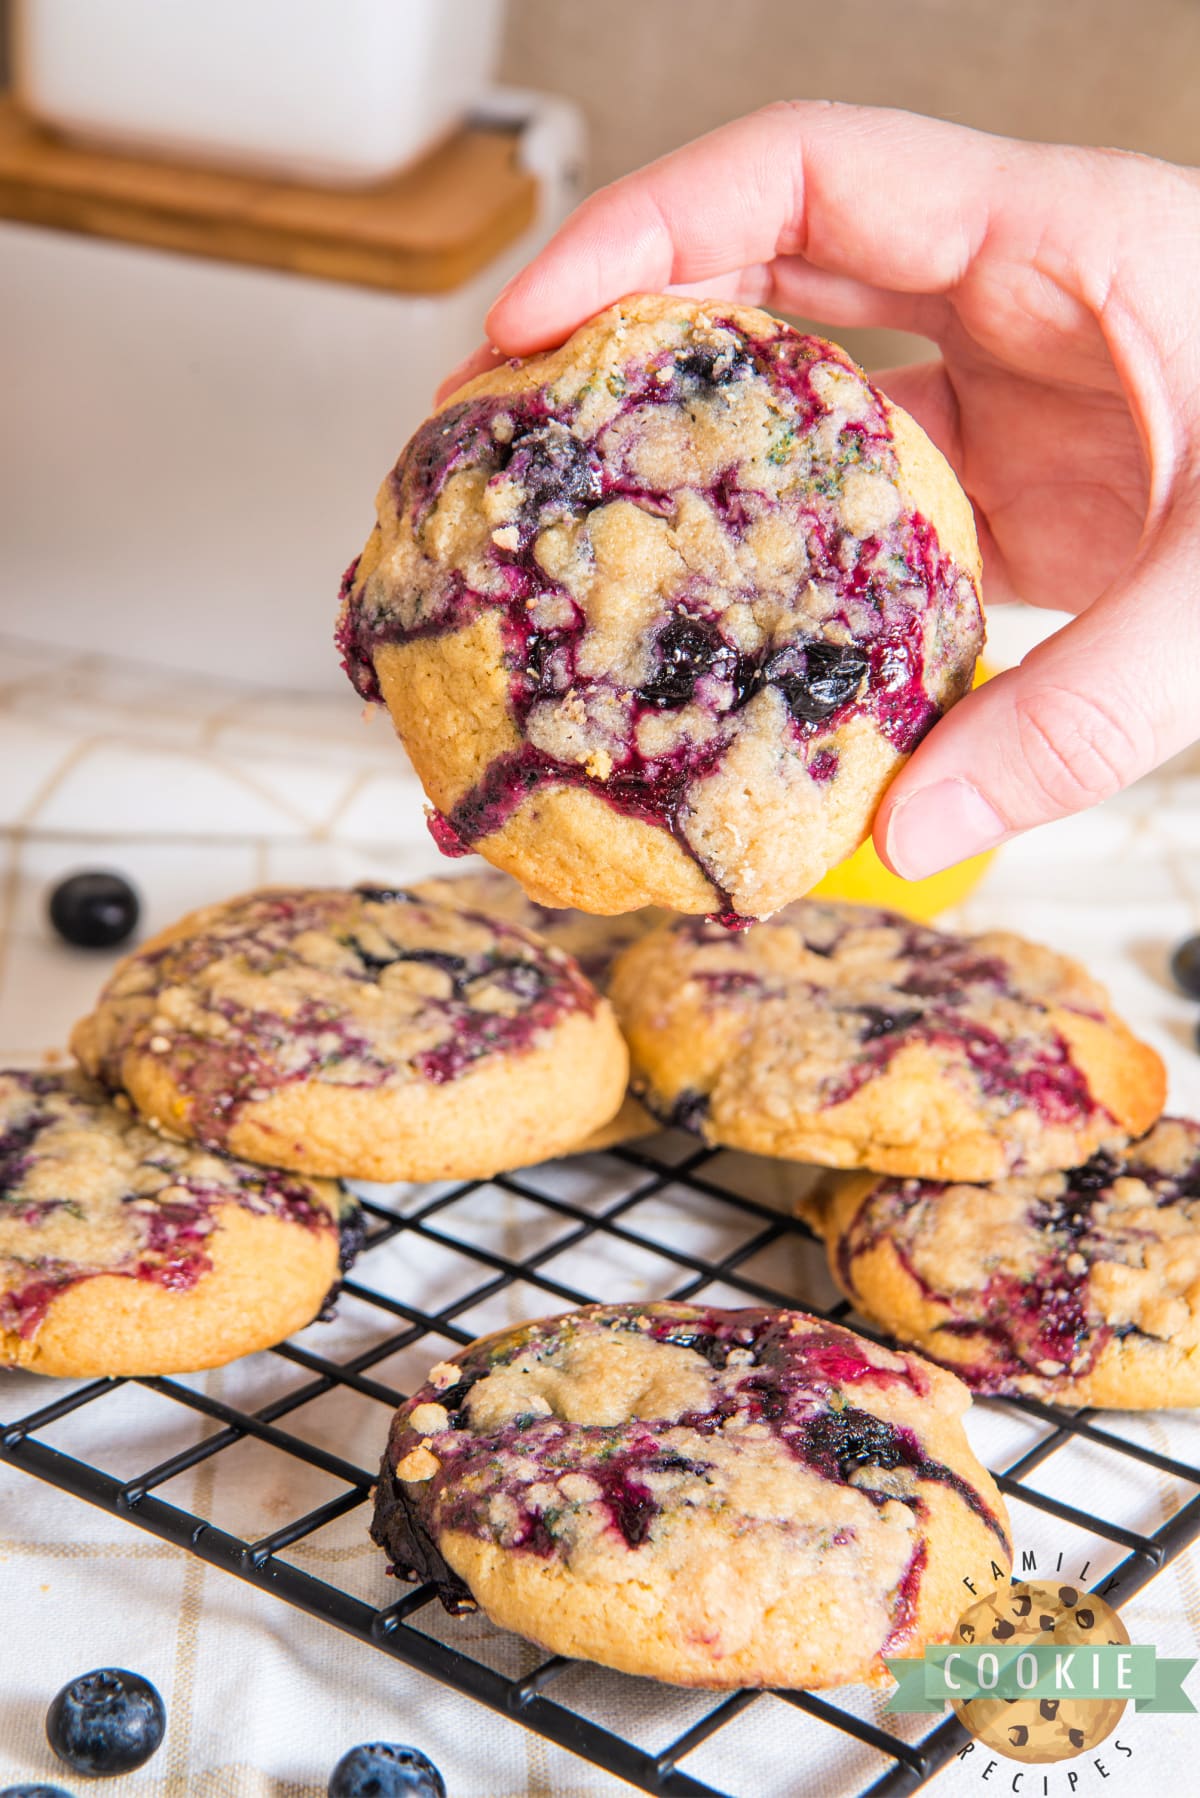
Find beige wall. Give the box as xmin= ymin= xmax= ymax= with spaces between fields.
xmin=500 ymin=0 xmax=1200 ymax=367
xmin=501 ymin=0 xmax=1200 ymax=187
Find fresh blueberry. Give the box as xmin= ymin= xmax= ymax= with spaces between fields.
xmin=764 ymin=639 xmax=869 ymax=723
xmin=327 ymin=1742 xmax=446 ymax=1798
xmin=45 ymin=1669 xmax=165 ymax=1777
xmin=639 ymin=616 xmax=741 ymax=707
xmin=47 ymin=871 xmax=140 ymax=949
xmin=1171 ymin=933 xmax=1200 ymax=998
xmin=0 ymin=1786 xmax=78 ymax=1796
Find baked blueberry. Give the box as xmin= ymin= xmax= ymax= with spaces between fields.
xmin=502 ymin=420 xmax=602 ymax=530
xmin=48 ymin=871 xmax=140 ymax=950
xmin=762 ymin=640 xmax=870 ymax=724
xmin=638 ymin=615 xmax=741 ymax=707
xmin=45 ymin=1668 xmax=165 ymax=1777
xmin=1172 ymin=933 xmax=1200 ymax=998
xmin=327 ymin=1743 xmax=446 ymax=1798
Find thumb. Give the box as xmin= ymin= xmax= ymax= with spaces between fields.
xmin=874 ymin=504 xmax=1199 ymax=879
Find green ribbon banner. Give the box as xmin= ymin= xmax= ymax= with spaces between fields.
xmin=885 ymin=1643 xmax=1197 ymax=1714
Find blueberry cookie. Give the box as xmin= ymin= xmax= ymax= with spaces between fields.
xmin=70 ymin=886 xmax=629 ymax=1182
xmin=607 ymin=901 xmax=1165 ymax=1181
xmin=821 ymin=1117 xmax=1200 ymax=1405
xmin=410 ymin=866 xmax=660 ymax=1148
xmin=371 ymin=1301 xmax=1010 ymax=1690
xmin=338 ymin=294 xmax=984 ymax=921
xmin=0 ymin=1069 xmax=357 ymax=1377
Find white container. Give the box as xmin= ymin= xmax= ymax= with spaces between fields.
xmin=0 ymin=93 xmax=583 ymax=692
xmin=12 ymin=0 xmax=506 ymax=186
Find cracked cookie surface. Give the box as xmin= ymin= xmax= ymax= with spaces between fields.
xmin=821 ymin=1117 xmax=1200 ymax=1405
xmin=608 ymin=900 xmax=1164 ymax=1181
xmin=338 ymin=294 xmax=984 ymax=920
xmin=371 ymin=1300 xmax=1010 ymax=1689
xmin=0 ymin=1067 xmax=354 ymax=1376
xmin=71 ymin=886 xmax=628 ymax=1182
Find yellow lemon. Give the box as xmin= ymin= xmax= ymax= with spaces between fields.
xmin=812 ymin=662 xmax=995 ymax=923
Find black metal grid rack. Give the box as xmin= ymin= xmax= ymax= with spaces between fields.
xmin=4 ymin=1133 xmax=1200 ymax=1798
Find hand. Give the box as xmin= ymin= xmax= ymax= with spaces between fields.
xmin=463 ymin=103 xmax=1200 ymax=879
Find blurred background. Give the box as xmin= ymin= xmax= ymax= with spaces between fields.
xmin=504 ymin=0 xmax=1200 ymax=369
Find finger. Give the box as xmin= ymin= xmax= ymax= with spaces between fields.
xmin=666 ymin=262 xmax=941 ymax=339
xmin=873 ymin=497 xmax=1200 ymax=878
xmin=487 ymin=102 xmax=1022 ymax=352
xmin=434 ymin=342 xmax=507 ymax=406
xmin=762 ymin=258 xmax=946 ymax=339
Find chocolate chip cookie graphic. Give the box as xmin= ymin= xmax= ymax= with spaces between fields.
xmin=951 ymin=1581 xmax=1130 ymax=1762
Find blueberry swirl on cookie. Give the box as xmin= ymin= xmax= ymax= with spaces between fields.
xmin=823 ymin=1117 xmax=1200 ymax=1405
xmin=0 ymin=1067 xmax=354 ymax=1376
xmin=338 ymin=294 xmax=984 ymax=920
xmin=70 ymin=886 xmax=629 ymax=1182
xmin=372 ymin=1301 xmax=1010 ymax=1690
xmin=608 ymin=900 xmax=1165 ymax=1181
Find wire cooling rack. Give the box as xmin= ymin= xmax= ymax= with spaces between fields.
xmin=4 ymin=1131 xmax=1200 ymax=1798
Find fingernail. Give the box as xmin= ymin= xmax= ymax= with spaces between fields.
xmin=885 ymin=779 xmax=1007 ymax=881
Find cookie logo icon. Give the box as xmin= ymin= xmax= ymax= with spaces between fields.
xmin=950 ymin=1581 xmax=1130 ymax=1763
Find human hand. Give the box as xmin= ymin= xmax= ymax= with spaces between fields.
xmin=461 ymin=104 xmax=1200 ymax=879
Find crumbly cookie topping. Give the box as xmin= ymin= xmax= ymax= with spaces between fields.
xmin=76 ymin=887 xmax=599 ymax=1148
xmin=837 ymin=1118 xmax=1200 ymax=1395
xmin=339 ymin=306 xmax=983 ymax=917
xmin=0 ymin=1069 xmax=341 ymax=1341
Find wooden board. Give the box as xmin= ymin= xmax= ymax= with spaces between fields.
xmin=0 ymin=97 xmax=538 ymax=293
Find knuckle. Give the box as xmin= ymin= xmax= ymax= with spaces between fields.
xmin=1013 ymin=685 xmax=1148 ymax=816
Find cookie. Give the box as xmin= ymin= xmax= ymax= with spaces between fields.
xmin=950 ymin=1582 xmax=1129 ymax=1761
xmin=822 ymin=1117 xmax=1200 ymax=1405
xmin=410 ymin=865 xmax=660 ymax=1147
xmin=70 ymin=886 xmax=629 ymax=1182
xmin=608 ymin=901 xmax=1165 ymax=1182
xmin=0 ymin=1068 xmax=356 ymax=1377
xmin=338 ymin=293 xmax=984 ymax=921
xmin=370 ymin=1301 xmax=1010 ymax=1690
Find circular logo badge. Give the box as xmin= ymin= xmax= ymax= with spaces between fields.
xmin=950 ymin=1581 xmax=1130 ymax=1764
